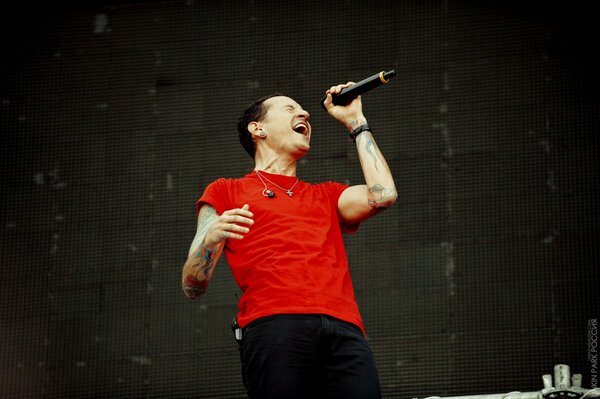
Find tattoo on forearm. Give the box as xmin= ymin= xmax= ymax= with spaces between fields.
xmin=193 ymin=244 xmax=214 ymax=278
xmin=364 ymin=134 xmax=380 ymax=172
xmin=197 ymin=207 xmax=216 ymax=237
xmin=183 ymin=244 xmax=215 ymax=298
xmin=357 ymin=131 xmax=383 ymax=173
xmin=368 ymin=184 xmax=396 ymax=210
xmin=349 ymin=119 xmax=363 ymax=129
xmin=183 ymin=205 xmax=221 ymax=299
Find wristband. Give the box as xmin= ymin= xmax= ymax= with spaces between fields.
xmin=349 ymin=124 xmax=371 ymax=142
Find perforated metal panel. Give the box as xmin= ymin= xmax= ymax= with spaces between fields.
xmin=1 ymin=1 xmax=597 ymax=397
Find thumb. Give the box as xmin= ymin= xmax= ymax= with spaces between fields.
xmin=241 ymin=204 xmax=250 ymax=211
xmin=323 ymin=92 xmax=333 ymax=108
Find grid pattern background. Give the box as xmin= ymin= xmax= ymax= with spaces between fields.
xmin=1 ymin=0 xmax=598 ymax=397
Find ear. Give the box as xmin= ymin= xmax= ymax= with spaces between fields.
xmin=247 ymin=121 xmax=264 ymax=138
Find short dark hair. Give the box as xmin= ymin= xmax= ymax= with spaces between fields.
xmin=237 ymin=93 xmax=286 ymax=159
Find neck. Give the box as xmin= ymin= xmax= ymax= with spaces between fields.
xmin=254 ymin=153 xmax=297 ymax=177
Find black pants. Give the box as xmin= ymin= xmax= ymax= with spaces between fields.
xmin=240 ymin=314 xmax=382 ymax=399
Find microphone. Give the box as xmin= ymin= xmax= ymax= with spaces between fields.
xmin=320 ymin=70 xmax=396 ymax=110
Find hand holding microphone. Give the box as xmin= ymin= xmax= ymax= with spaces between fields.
xmin=323 ymin=82 xmax=367 ymax=130
xmin=320 ymin=70 xmax=396 ymax=110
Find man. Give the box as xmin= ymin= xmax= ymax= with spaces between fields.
xmin=182 ymin=82 xmax=397 ymax=398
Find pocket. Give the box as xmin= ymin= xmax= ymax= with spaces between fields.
xmin=336 ymin=320 xmax=365 ymax=338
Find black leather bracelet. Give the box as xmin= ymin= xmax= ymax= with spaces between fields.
xmin=349 ymin=123 xmax=371 ymax=142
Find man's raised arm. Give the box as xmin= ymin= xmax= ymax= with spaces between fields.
xmin=323 ymin=82 xmax=398 ymax=226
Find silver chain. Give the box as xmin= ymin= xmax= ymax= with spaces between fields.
xmin=255 ymin=170 xmax=299 ymax=197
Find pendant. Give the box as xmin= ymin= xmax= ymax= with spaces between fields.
xmin=286 ymin=190 xmax=293 ymax=197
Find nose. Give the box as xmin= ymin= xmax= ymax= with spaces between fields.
xmin=298 ymin=109 xmax=310 ymax=121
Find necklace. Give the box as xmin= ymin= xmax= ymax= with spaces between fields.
xmin=255 ymin=170 xmax=299 ymax=198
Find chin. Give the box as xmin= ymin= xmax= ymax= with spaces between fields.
xmin=293 ymin=145 xmax=310 ymax=160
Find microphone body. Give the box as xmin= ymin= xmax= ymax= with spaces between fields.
xmin=321 ymin=70 xmax=396 ymax=110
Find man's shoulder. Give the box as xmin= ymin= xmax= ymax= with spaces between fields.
xmin=302 ymin=180 xmax=351 ymax=203
xmin=310 ymin=180 xmax=350 ymax=190
xmin=207 ymin=173 xmax=254 ymax=186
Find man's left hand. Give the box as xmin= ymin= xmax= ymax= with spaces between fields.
xmin=322 ymin=82 xmax=367 ymax=130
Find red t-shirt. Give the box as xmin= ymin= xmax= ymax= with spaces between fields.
xmin=196 ymin=170 xmax=365 ymax=334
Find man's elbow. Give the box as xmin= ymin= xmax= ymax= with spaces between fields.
xmin=182 ymin=274 xmax=209 ymax=300
xmin=382 ymin=189 xmax=398 ymax=208
xmin=369 ymin=188 xmax=398 ymax=210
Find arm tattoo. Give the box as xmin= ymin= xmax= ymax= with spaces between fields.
xmin=182 ymin=205 xmax=219 ymax=299
xmin=357 ymin=131 xmax=383 ymax=173
xmin=197 ymin=206 xmax=216 ymax=237
xmin=182 ymin=242 xmax=216 ymax=299
xmin=183 ymin=274 xmax=208 ymax=299
xmin=193 ymin=244 xmax=214 ymax=278
xmin=349 ymin=119 xmax=363 ymax=129
xmin=368 ymin=184 xmax=396 ymax=212
xmin=361 ymin=133 xmax=380 ymax=172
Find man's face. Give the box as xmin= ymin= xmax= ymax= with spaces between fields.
xmin=259 ymin=96 xmax=311 ymax=158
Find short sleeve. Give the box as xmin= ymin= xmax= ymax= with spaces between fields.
xmin=195 ymin=178 xmax=231 ymax=216
xmin=322 ymin=181 xmax=360 ymax=234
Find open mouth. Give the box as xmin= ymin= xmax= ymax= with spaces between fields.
xmin=293 ymin=122 xmax=309 ymax=136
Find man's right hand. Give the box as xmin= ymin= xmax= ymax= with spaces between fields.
xmin=205 ymin=204 xmax=254 ymax=247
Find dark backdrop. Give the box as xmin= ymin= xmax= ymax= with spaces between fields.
xmin=1 ymin=0 xmax=598 ymax=398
